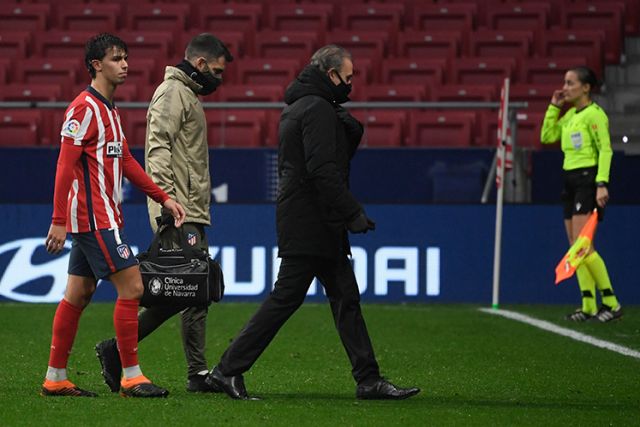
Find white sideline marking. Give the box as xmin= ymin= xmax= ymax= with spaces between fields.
xmin=479 ymin=308 xmax=640 ymax=360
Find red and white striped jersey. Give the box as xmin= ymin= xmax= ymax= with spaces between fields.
xmin=58 ymin=87 xmax=127 ymax=232
xmin=53 ymin=86 xmax=167 ymax=233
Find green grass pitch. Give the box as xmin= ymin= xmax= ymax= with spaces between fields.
xmin=0 ymin=303 xmax=638 ymax=426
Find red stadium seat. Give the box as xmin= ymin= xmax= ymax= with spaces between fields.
xmin=338 ymin=4 xmax=405 ymax=37
xmin=0 ymin=58 xmax=9 ymax=84
xmin=119 ymin=108 xmax=148 ymax=147
xmin=430 ymin=84 xmax=497 ymax=102
xmin=408 ymin=111 xmax=475 ymax=147
xmin=205 ymin=110 xmax=267 ymax=147
xmin=381 ymin=58 xmax=446 ymax=86
xmin=352 ymin=111 xmax=407 ymax=147
xmin=56 ymin=3 xmax=122 ymax=32
xmin=451 ymin=58 xmax=516 ymax=86
xmin=217 ymin=85 xmax=283 ymax=102
xmin=236 ymin=58 xmax=302 ymax=86
xmin=0 ymin=84 xmax=63 ymax=102
xmin=486 ymin=3 xmax=549 ymax=34
xmin=197 ymin=3 xmax=263 ymax=41
xmin=34 ymin=30 xmax=94 ymax=58
xmin=0 ymin=110 xmax=43 ymax=146
xmin=562 ymin=2 xmax=624 ymax=64
xmin=356 ymin=85 xmax=427 ymax=102
xmin=264 ymin=110 xmax=282 ymax=147
xmin=15 ymin=58 xmax=84 ymax=100
xmin=328 ymin=30 xmax=389 ymax=60
xmin=509 ymin=84 xmax=559 ymax=113
xmin=485 ymin=112 xmax=544 ymax=149
xmin=252 ymin=31 xmax=319 ymax=61
xmin=118 ymin=31 xmax=175 ymax=61
xmin=268 ymin=3 xmax=333 ymax=32
xmin=124 ymin=58 xmax=158 ymax=86
xmin=469 ymin=30 xmax=532 ymax=60
xmin=0 ymin=31 xmax=31 ymax=59
xmin=539 ymin=30 xmax=604 ymax=76
xmin=412 ymin=3 xmax=476 ymax=32
xmin=0 ymin=4 xmax=50 ymax=31
xmin=124 ymin=4 xmax=190 ymax=33
xmin=396 ymin=31 xmax=461 ymax=59
xmin=520 ymin=57 xmax=588 ymax=84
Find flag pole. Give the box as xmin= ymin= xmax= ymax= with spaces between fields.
xmin=492 ymin=78 xmax=510 ymax=309
xmin=492 ymin=145 xmax=506 ymax=309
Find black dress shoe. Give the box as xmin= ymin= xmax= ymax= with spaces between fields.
xmin=356 ymin=379 xmax=420 ymax=400
xmin=205 ymin=366 xmax=260 ymax=400
xmin=187 ymin=374 xmax=222 ymax=393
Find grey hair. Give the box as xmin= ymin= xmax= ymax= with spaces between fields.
xmin=310 ymin=44 xmax=351 ymax=72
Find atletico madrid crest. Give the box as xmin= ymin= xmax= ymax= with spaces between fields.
xmin=117 ymin=244 xmax=130 ymax=259
xmin=187 ymin=233 xmax=197 ymax=246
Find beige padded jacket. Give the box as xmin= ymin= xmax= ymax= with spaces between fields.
xmin=145 ymin=66 xmax=211 ymax=230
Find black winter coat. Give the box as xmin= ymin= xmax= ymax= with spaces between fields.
xmin=276 ymin=65 xmax=364 ymax=258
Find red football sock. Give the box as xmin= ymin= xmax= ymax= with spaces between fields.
xmin=48 ymin=299 xmax=83 ymax=368
xmin=114 ymin=298 xmax=140 ymax=368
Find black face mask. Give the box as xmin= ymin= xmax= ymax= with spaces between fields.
xmin=176 ymin=59 xmax=221 ymax=96
xmin=199 ymin=68 xmax=222 ymax=95
xmin=331 ymin=71 xmax=352 ymax=104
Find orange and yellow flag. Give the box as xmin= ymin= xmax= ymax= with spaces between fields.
xmin=555 ymin=210 xmax=598 ymax=284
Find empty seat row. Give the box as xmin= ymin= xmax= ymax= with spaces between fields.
xmin=0 ymin=108 xmax=544 ymax=149
xmin=0 ymin=27 xmax=608 ymax=61
xmin=0 ymin=1 xmax=631 ymax=63
xmin=0 ymin=81 xmax=559 ymax=115
xmin=0 ymin=55 xmax=589 ymax=102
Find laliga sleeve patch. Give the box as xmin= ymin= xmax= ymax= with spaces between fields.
xmin=61 ymin=119 xmax=81 ymax=138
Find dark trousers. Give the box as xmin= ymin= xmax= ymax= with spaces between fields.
xmin=137 ymin=222 xmax=209 ymax=377
xmin=217 ymin=255 xmax=381 ymax=384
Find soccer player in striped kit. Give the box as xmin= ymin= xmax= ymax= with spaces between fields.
xmin=41 ymin=33 xmax=186 ymax=397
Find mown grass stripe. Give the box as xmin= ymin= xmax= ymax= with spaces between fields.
xmin=479 ymin=307 xmax=640 ymax=360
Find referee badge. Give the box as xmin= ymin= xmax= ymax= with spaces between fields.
xmin=117 ymin=244 xmax=131 ymax=259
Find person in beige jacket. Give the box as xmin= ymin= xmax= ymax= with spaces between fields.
xmin=95 ymin=33 xmax=233 ymax=394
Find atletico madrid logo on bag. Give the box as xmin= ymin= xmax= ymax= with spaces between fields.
xmin=116 ymin=244 xmax=130 ymax=259
xmin=187 ymin=233 xmax=197 ymax=246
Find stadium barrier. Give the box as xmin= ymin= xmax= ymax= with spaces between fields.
xmin=1 ymin=204 xmax=638 ymax=305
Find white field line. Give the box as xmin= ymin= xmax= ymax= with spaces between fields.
xmin=479 ymin=307 xmax=640 ymax=360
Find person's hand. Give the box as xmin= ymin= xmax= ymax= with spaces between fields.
xmin=347 ymin=212 xmax=376 ymax=234
xmin=596 ymin=186 xmax=609 ymax=208
xmin=162 ymin=199 xmax=186 ymax=227
xmin=551 ymin=90 xmax=565 ymax=108
xmin=45 ymin=224 xmax=67 ymax=255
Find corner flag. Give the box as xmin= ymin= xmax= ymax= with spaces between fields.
xmin=555 ymin=210 xmax=598 ymax=284
xmin=496 ymin=78 xmax=513 ymax=188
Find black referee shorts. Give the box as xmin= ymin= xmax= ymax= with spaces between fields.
xmin=561 ymin=166 xmax=604 ymax=221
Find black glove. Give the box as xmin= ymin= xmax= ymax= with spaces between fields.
xmin=347 ymin=212 xmax=376 ymax=234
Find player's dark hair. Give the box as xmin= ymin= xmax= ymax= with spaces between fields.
xmin=569 ymin=66 xmax=601 ymax=94
xmin=85 ymin=33 xmax=128 ymax=79
xmin=185 ymin=33 xmax=234 ymax=63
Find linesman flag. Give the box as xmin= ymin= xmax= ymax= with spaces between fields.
xmin=496 ymin=78 xmax=513 ymax=188
xmin=555 ymin=209 xmax=598 ymax=284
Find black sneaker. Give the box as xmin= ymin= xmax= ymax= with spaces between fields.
xmin=594 ymin=305 xmax=623 ymax=322
xmin=120 ymin=376 xmax=169 ymax=398
xmin=187 ymin=373 xmax=222 ymax=393
xmin=565 ymin=309 xmax=594 ymax=322
xmin=95 ymin=338 xmax=122 ymax=393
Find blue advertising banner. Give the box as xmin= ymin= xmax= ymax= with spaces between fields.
xmin=1 ymin=204 xmax=638 ymax=305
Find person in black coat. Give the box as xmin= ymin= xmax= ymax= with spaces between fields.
xmin=206 ymin=45 xmax=420 ymax=401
